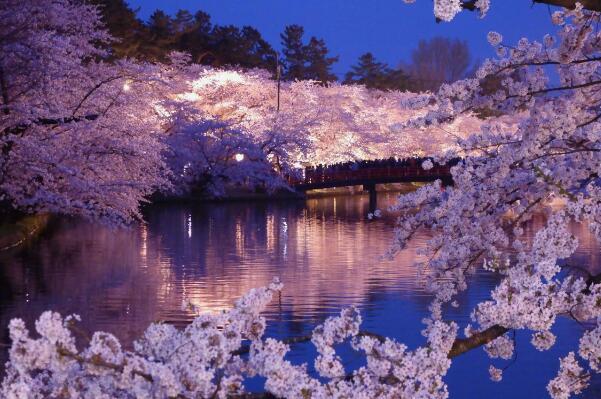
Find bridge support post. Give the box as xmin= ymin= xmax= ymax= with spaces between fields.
xmin=363 ymin=184 xmax=377 ymax=213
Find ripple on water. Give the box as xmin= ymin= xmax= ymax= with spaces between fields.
xmin=0 ymin=192 xmax=600 ymax=397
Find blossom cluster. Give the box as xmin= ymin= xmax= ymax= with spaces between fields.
xmin=2 ymin=280 xmax=462 ymax=399
xmin=0 ymin=0 xmax=483 ymax=222
xmin=391 ymin=3 xmax=601 ymax=397
xmin=5 ymin=0 xmax=601 ymax=397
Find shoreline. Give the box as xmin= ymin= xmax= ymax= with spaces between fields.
xmin=0 ymin=214 xmax=50 ymax=252
xmin=151 ymin=182 xmax=422 ymax=204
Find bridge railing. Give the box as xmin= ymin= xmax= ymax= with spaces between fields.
xmin=287 ymin=163 xmax=452 ymax=187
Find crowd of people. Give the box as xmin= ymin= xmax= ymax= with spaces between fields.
xmin=281 ymin=157 xmax=461 ymax=185
xmin=306 ymin=157 xmax=430 ymax=175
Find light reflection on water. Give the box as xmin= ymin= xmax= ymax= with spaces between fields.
xmin=0 ymin=192 xmax=600 ymax=398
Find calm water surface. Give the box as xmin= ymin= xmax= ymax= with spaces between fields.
xmin=1 ymin=192 xmax=600 ymax=398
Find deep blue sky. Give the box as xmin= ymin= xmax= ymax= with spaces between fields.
xmin=127 ymin=0 xmax=558 ymax=77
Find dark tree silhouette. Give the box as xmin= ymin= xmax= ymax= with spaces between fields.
xmin=176 ymin=11 xmax=213 ymax=63
xmin=88 ymin=0 xmax=148 ymax=59
xmin=280 ymin=25 xmax=338 ymax=82
xmin=146 ymin=10 xmax=176 ymax=61
xmin=280 ymin=25 xmax=307 ymax=81
xmin=461 ymin=0 xmax=601 ymax=12
xmin=91 ymin=2 xmax=276 ymax=70
xmin=344 ymin=52 xmax=411 ymax=91
xmin=209 ymin=25 xmax=276 ymax=70
xmin=303 ymin=37 xmax=338 ymax=82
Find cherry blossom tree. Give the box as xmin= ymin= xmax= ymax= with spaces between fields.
xmin=158 ymin=63 xmax=483 ymax=197
xmin=1 ymin=0 xmax=482 ymax=213
xmin=8 ymin=1 xmax=601 ymax=398
xmin=389 ymin=2 xmax=601 ymax=397
xmin=164 ymin=117 xmax=289 ymax=196
xmin=1 ymin=279 xmax=462 ymax=399
xmin=175 ymin=67 xmax=480 ymax=167
xmin=0 ymin=0 xmax=171 ymax=224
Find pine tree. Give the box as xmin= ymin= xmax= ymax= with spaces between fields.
xmin=237 ymin=27 xmax=276 ymax=71
xmin=146 ymin=10 xmax=175 ymax=61
xmin=304 ymin=37 xmax=338 ymax=82
xmin=173 ymin=9 xmax=195 ymax=34
xmin=344 ymin=52 xmax=410 ymax=91
xmin=88 ymin=0 xmax=148 ymax=59
xmin=280 ymin=25 xmax=306 ymax=81
xmin=177 ymin=11 xmax=213 ymax=63
xmin=280 ymin=25 xmax=338 ymax=82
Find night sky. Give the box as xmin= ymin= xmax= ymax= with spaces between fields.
xmin=127 ymin=0 xmax=558 ymax=77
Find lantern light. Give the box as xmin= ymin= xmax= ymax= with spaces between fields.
xmin=235 ymin=153 xmax=245 ymax=162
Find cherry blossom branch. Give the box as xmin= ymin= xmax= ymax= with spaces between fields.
xmin=233 ymin=330 xmax=387 ymax=356
xmin=71 ymin=75 xmax=124 ymax=117
xmin=449 ymin=325 xmax=509 ymax=358
xmin=234 ymin=324 xmax=512 ymax=361
xmin=0 ymin=63 xmax=10 ymax=115
xmin=460 ymin=0 xmax=601 ymax=13
xmin=505 ymin=79 xmax=601 ymax=101
xmin=56 ymin=345 xmax=154 ymax=383
xmin=532 ymin=0 xmax=601 ymax=12
xmin=1 ymin=114 xmax=99 ymax=137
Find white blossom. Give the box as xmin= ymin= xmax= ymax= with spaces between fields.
xmin=547 ymin=353 xmax=588 ymax=399
xmin=422 ymin=159 xmax=434 ymax=170
xmin=532 ymin=331 xmax=557 ymax=351
xmin=489 ymin=365 xmax=503 ymax=382
xmin=487 ymin=31 xmax=503 ymax=46
xmin=433 ymin=0 xmax=462 ymax=22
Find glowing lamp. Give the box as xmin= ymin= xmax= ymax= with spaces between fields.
xmin=122 ymin=82 xmax=131 ymax=92
xmin=234 ymin=153 xmax=245 ymax=162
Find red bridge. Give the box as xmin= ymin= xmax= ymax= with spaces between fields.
xmin=287 ymin=158 xmax=456 ymax=211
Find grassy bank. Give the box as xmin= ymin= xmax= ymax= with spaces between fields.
xmin=0 ymin=214 xmax=50 ymax=251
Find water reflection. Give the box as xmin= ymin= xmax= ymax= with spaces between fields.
xmin=0 ymin=192 xmax=599 ymax=398
xmin=141 ymin=193 xmax=439 ymax=323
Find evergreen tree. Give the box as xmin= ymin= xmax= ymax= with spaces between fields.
xmin=176 ymin=11 xmax=213 ymax=63
xmin=173 ymin=9 xmax=195 ymax=34
xmin=237 ymin=26 xmax=276 ymax=71
xmin=384 ymin=68 xmax=412 ymax=91
xmin=208 ymin=26 xmax=275 ymax=71
xmin=304 ymin=37 xmax=338 ymax=82
xmin=280 ymin=25 xmax=306 ymax=80
xmin=90 ymin=3 xmax=325 ymax=78
xmin=209 ymin=25 xmax=241 ymax=66
xmin=146 ymin=10 xmax=175 ymax=61
xmin=344 ymin=52 xmax=410 ymax=91
xmin=280 ymin=25 xmax=338 ymax=82
xmin=88 ymin=0 xmax=148 ymax=59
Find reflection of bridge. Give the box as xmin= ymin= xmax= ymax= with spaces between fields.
xmin=288 ymin=159 xmax=455 ymax=211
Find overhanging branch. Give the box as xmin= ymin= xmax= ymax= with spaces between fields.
xmin=1 ymin=114 xmax=99 ymax=136
xmin=448 ymin=325 xmax=509 ymax=358
xmin=532 ymin=0 xmax=601 ymax=12
xmin=461 ymin=0 xmax=601 ymax=13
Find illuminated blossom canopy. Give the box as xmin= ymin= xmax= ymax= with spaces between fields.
xmin=3 ymin=1 xmax=601 ymax=398
xmin=0 ymin=0 xmax=482 ymax=217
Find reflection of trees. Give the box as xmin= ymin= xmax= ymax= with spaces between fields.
xmin=0 ymin=219 xmax=170 ymax=348
xmin=145 ymin=194 xmax=440 ymax=326
xmin=510 ymin=209 xmax=601 ymax=276
xmin=0 ymin=193 xmax=440 ymax=353
xmin=1 ymin=197 xmax=600 ymax=371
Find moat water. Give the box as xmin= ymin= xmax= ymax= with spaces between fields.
xmin=1 ymin=192 xmax=600 ymax=397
